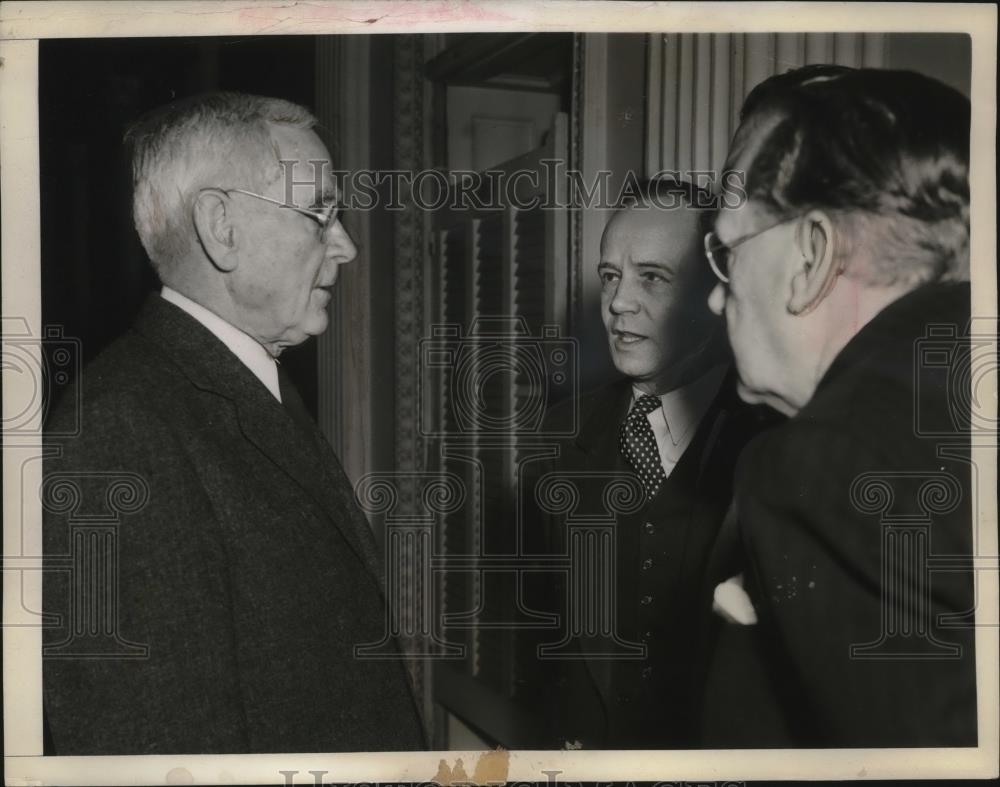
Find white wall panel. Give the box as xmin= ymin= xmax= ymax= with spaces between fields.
xmin=646 ymin=33 xmax=885 ymax=178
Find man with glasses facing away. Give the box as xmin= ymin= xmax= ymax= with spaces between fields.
xmin=699 ymin=65 xmax=977 ymax=747
xmin=43 ymin=93 xmax=425 ymax=753
xmin=532 ymin=177 xmax=777 ymax=749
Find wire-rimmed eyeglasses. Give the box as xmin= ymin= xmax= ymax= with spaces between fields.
xmin=205 ymin=187 xmax=343 ymax=237
xmin=704 ymin=215 xmax=799 ymax=283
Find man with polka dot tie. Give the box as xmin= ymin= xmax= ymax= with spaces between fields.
xmin=534 ymin=177 xmax=778 ymax=749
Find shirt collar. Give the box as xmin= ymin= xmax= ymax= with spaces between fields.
xmin=633 ymin=363 xmax=728 ymax=446
xmin=160 ymin=286 xmax=282 ymax=402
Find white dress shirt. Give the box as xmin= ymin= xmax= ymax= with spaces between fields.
xmin=631 ymin=363 xmax=728 ymax=478
xmin=160 ymin=286 xmax=282 ymax=403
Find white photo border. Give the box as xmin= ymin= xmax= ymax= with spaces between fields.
xmin=2 ymin=2 xmax=997 ymax=784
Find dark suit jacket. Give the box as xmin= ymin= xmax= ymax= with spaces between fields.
xmin=701 ymin=282 xmax=977 ymax=748
xmin=526 ymin=368 xmax=777 ymax=748
xmin=43 ymin=294 xmax=425 ymax=754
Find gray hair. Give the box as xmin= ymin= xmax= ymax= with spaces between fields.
xmin=736 ymin=66 xmax=970 ymax=289
xmin=125 ymin=92 xmax=317 ymax=282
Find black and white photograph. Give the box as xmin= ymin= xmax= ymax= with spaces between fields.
xmin=1 ymin=2 xmax=997 ymax=784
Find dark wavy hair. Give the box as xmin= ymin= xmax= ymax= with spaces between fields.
xmin=732 ymin=65 xmax=970 ymax=286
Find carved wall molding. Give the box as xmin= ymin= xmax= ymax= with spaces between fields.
xmin=392 ymin=32 xmax=431 ymax=722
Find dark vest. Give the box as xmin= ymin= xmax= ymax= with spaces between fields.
xmin=539 ymin=371 xmax=779 ymax=748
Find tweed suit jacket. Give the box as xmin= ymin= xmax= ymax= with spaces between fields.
xmin=526 ymin=369 xmax=777 ymax=748
xmin=43 ymin=293 xmax=425 ymax=754
xmin=700 ymin=282 xmax=978 ymax=748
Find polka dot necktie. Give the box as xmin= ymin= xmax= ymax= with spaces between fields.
xmin=619 ymin=394 xmax=667 ymax=499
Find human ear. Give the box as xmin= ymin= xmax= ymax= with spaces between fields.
xmin=192 ymin=189 xmax=239 ymax=273
xmin=787 ymin=209 xmax=840 ymax=316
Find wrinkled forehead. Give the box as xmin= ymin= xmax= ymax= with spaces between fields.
xmin=266 ymin=123 xmax=337 ymax=204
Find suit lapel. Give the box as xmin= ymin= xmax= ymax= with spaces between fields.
xmin=133 ymin=294 xmax=378 ymax=577
xmin=275 ymin=367 xmax=382 ymax=577
xmin=231 ymin=389 xmax=377 ymax=574
xmin=311 ymin=426 xmax=384 ymax=581
xmin=648 ymin=371 xmax=743 ymax=586
xmin=569 ymin=381 xmax=635 ymax=735
xmin=575 ymin=380 xmax=633 ymax=465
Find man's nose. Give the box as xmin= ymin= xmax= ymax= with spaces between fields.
xmin=707 ymin=282 xmax=726 ymax=315
xmin=609 ymin=276 xmax=640 ymax=314
xmin=325 ymin=220 xmax=358 ymax=265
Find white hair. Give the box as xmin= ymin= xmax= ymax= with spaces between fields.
xmin=832 ymin=208 xmax=970 ymax=289
xmin=125 ymin=92 xmax=317 ymax=282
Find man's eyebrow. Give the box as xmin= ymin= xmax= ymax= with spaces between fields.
xmin=634 ymin=260 xmax=674 ymax=272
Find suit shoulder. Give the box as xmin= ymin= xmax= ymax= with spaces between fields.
xmin=736 ymin=403 xmax=914 ymax=517
xmin=793 ymin=283 xmax=969 ymax=455
xmin=47 ymin=329 xmax=193 ymax=443
xmin=543 ymin=379 xmax=630 ymax=433
xmin=88 ymin=329 xmax=185 ymax=392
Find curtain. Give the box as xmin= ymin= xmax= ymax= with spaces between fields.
xmin=646 ymin=33 xmax=886 ymax=177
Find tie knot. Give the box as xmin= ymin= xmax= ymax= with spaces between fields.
xmin=619 ymin=393 xmax=666 ymax=500
xmin=629 ymin=394 xmax=661 ymax=419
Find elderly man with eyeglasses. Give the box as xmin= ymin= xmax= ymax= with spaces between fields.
xmin=698 ymin=66 xmax=977 ymax=748
xmin=43 ymin=93 xmax=425 ymax=754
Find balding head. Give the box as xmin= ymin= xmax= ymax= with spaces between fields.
xmin=599 ymin=178 xmax=726 ymax=393
xmin=722 ymin=65 xmax=970 ymax=288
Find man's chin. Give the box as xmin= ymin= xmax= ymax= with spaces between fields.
xmin=276 ymin=318 xmax=328 ymax=352
xmin=612 ymin=358 xmax=657 ymax=383
xmin=610 ymin=342 xmax=654 ymax=372
xmin=302 ymin=310 xmax=330 ymax=338
xmin=735 ymin=378 xmax=761 ymax=402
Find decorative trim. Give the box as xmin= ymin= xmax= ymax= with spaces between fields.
xmin=392 ymin=31 xmax=429 ymax=718
xmin=568 ymin=33 xmax=584 ymax=338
